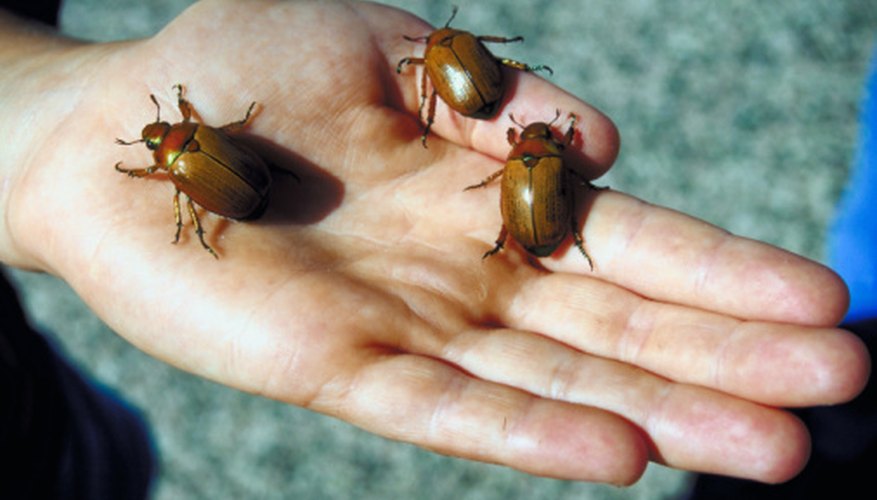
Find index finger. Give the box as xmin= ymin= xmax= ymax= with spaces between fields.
xmin=460 ymin=74 xmax=620 ymax=178
xmin=552 ymin=190 xmax=849 ymax=326
xmin=369 ymin=4 xmax=619 ymax=178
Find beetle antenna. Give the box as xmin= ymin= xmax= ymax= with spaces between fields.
xmin=445 ymin=5 xmax=459 ymax=27
xmin=508 ymin=113 xmax=525 ymax=129
xmin=115 ymin=137 xmax=144 ymax=146
xmin=149 ymin=94 xmax=161 ymax=123
xmin=548 ymin=109 xmax=562 ymax=127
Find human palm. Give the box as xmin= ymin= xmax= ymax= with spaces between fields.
xmin=4 ymin=0 xmax=868 ymax=484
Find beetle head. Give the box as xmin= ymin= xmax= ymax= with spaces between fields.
xmin=140 ymin=122 xmax=171 ymax=151
xmin=141 ymin=92 xmax=171 ymax=150
xmin=511 ymin=110 xmax=576 ymax=144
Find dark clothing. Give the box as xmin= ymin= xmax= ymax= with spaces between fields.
xmin=0 ymin=0 xmax=58 ymax=25
xmin=1 ymin=4 xmax=153 ymax=499
xmin=688 ymin=320 xmax=877 ymax=499
xmin=1 ymin=273 xmax=156 ymax=499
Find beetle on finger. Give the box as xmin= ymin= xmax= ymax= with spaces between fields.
xmin=115 ymin=84 xmax=272 ymax=258
xmin=396 ymin=6 xmax=552 ymax=147
xmin=465 ymin=111 xmax=603 ymax=270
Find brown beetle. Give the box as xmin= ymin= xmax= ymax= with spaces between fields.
xmin=396 ymin=6 xmax=552 ymax=147
xmin=465 ymin=112 xmax=601 ymax=269
xmin=115 ymin=84 xmax=271 ymax=258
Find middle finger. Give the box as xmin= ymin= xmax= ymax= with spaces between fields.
xmin=482 ymin=270 xmax=866 ymax=407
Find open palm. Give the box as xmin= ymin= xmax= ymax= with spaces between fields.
xmin=4 ymin=0 xmax=868 ymax=484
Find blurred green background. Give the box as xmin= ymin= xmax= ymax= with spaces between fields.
xmin=6 ymin=0 xmax=877 ymax=498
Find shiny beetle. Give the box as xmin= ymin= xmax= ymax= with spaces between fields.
xmin=115 ymin=84 xmax=271 ymax=258
xmin=396 ymin=6 xmax=552 ymax=147
xmin=465 ymin=112 xmax=601 ymax=269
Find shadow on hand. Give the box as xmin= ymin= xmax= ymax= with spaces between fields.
xmin=239 ymin=135 xmax=345 ymax=227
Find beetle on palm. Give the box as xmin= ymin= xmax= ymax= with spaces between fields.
xmin=465 ymin=112 xmax=603 ymax=270
xmin=396 ymin=6 xmax=552 ymax=146
xmin=115 ymin=84 xmax=272 ymax=258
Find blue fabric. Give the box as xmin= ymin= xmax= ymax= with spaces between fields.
xmin=829 ymin=46 xmax=877 ymax=322
xmin=690 ymin=44 xmax=877 ymax=500
xmin=53 ymin=342 xmax=157 ymax=500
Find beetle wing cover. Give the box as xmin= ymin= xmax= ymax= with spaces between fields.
xmin=501 ymin=156 xmax=569 ymax=256
xmin=427 ymin=32 xmax=503 ymax=117
xmin=172 ymin=126 xmax=271 ymax=220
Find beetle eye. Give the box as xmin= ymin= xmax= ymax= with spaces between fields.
xmin=141 ymin=122 xmax=169 ymax=150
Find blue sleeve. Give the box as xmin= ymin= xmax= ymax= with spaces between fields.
xmin=828 ymin=45 xmax=877 ymax=322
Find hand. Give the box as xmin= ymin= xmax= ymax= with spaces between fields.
xmin=0 ymin=0 xmax=868 ymax=484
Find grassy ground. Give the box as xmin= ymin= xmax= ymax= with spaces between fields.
xmin=7 ymin=0 xmax=877 ymax=498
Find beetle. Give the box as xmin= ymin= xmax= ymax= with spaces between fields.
xmin=465 ymin=111 xmax=602 ymax=269
xmin=115 ymin=84 xmax=272 ymax=258
xmin=396 ymin=6 xmax=552 ymax=147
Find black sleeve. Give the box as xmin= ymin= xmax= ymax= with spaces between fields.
xmin=0 ymin=0 xmax=61 ymax=26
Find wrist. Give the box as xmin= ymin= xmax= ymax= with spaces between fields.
xmin=0 ymin=10 xmax=92 ymax=269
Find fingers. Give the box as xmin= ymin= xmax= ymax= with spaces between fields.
xmin=485 ymin=271 xmax=869 ymax=408
xmin=329 ymin=354 xmax=649 ymax=484
xmin=390 ymin=68 xmax=619 ymax=177
xmin=539 ymin=189 xmax=850 ymax=326
xmin=439 ymin=328 xmax=811 ymax=482
xmin=368 ymin=4 xmax=619 ymax=177
xmin=448 ymin=74 xmax=620 ymax=178
xmin=368 ymin=2 xmax=846 ymax=327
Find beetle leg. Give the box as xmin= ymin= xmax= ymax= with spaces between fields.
xmin=172 ymin=189 xmax=183 ymax=245
xmin=220 ymin=102 xmax=257 ymax=133
xmin=395 ymin=56 xmax=424 ymax=74
xmin=115 ymin=162 xmax=159 ymax=178
xmin=405 ymin=60 xmax=435 ymax=146
xmin=496 ymin=58 xmax=553 ymax=76
xmin=174 ymin=84 xmax=193 ymax=123
xmin=420 ymin=87 xmax=438 ymax=148
xmin=483 ymin=226 xmax=508 ymax=259
xmin=570 ymin=212 xmax=594 ymax=271
xmin=566 ymin=168 xmax=610 ymax=192
xmin=184 ymin=195 xmax=218 ymax=259
xmin=401 ymin=35 xmax=429 ymax=43
xmin=464 ymin=169 xmax=504 ymax=191
xmin=506 ymin=127 xmax=518 ymax=146
xmin=416 ymin=67 xmax=429 ymax=122
xmin=562 ymin=113 xmax=577 ymax=147
xmin=478 ymin=35 xmax=524 ymax=44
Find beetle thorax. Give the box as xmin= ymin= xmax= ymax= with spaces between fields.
xmin=428 ymin=27 xmax=465 ymax=49
xmin=520 ymin=123 xmax=552 ymax=141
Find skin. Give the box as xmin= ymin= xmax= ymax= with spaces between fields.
xmin=0 ymin=0 xmax=869 ymax=485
